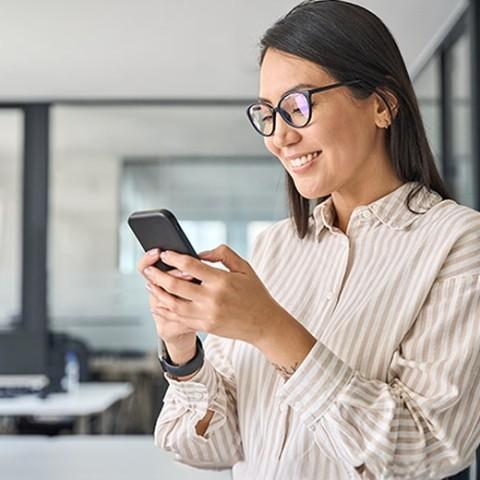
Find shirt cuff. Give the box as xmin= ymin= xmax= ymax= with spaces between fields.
xmin=163 ymin=357 xmax=215 ymax=407
xmin=162 ymin=358 xmax=228 ymax=440
xmin=275 ymin=339 xmax=354 ymax=430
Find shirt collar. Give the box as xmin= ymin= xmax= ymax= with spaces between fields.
xmin=312 ymin=181 xmax=443 ymax=237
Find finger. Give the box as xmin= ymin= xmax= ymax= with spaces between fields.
xmin=147 ymin=288 xmax=172 ymax=318
xmin=146 ymin=281 xmax=196 ymax=317
xmin=147 ymin=283 xmax=186 ymax=312
xmin=151 ymin=305 xmax=190 ymax=325
xmin=146 ymin=284 xmax=170 ymax=310
xmin=149 ymin=309 xmax=197 ymax=334
xmin=167 ymin=269 xmax=194 ymax=281
xmin=150 ymin=306 xmax=193 ymax=326
xmin=137 ymin=248 xmax=162 ymax=273
xmin=143 ymin=265 xmax=203 ymax=301
xmin=197 ymin=244 xmax=249 ymax=273
xmin=159 ymin=251 xmax=222 ymax=283
xmin=152 ymin=305 xmax=204 ymax=331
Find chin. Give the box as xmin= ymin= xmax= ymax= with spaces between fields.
xmin=295 ymin=184 xmax=329 ymax=200
xmin=299 ymin=192 xmax=319 ymax=200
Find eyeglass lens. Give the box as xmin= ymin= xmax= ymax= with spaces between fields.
xmin=249 ymin=92 xmax=311 ymax=135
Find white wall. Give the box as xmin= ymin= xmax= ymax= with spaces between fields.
xmin=0 ymin=0 xmax=467 ymax=101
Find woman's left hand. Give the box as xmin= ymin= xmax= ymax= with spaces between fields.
xmin=142 ymin=244 xmax=288 ymax=347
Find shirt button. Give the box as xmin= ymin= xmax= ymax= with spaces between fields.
xmin=326 ymin=292 xmax=333 ymax=301
xmin=362 ymin=210 xmax=372 ymax=219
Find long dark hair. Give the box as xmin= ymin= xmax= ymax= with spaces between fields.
xmin=259 ymin=0 xmax=455 ymax=238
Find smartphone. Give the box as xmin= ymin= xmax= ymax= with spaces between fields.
xmin=127 ymin=209 xmax=201 ymax=284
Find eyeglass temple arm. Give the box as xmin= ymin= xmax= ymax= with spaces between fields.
xmin=307 ymin=79 xmax=364 ymax=95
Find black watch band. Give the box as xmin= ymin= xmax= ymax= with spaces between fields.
xmin=158 ymin=336 xmax=204 ymax=379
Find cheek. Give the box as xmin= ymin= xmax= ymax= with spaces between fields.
xmin=264 ymin=138 xmax=285 ymax=166
xmin=320 ymin=108 xmax=375 ymax=158
xmin=264 ymin=137 xmax=276 ymax=155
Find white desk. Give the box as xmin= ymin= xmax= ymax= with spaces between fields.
xmin=0 ymin=435 xmax=232 ymax=480
xmin=0 ymin=383 xmax=133 ymax=433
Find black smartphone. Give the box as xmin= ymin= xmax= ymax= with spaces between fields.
xmin=127 ymin=209 xmax=201 ymax=284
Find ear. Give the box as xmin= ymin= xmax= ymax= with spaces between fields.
xmin=373 ymin=87 xmax=398 ymax=129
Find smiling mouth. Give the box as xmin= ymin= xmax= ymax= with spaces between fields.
xmin=289 ymin=150 xmax=321 ymax=170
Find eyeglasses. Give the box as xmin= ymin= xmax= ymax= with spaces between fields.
xmin=246 ymin=80 xmax=362 ymax=137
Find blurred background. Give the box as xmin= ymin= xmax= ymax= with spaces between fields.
xmin=0 ymin=1 xmax=478 ymax=479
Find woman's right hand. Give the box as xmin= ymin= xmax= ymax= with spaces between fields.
xmin=137 ymin=249 xmax=197 ymax=354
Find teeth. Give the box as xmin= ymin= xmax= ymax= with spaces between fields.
xmin=291 ymin=151 xmax=320 ymax=167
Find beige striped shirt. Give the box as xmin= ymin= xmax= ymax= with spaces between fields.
xmin=154 ymin=181 xmax=480 ymax=479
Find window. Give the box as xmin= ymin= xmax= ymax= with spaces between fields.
xmin=0 ymin=109 xmax=23 ymax=330
xmin=414 ymin=55 xmax=442 ymax=170
xmin=119 ymin=158 xmax=284 ymax=273
xmin=449 ymin=32 xmax=475 ymax=207
xmin=49 ymin=105 xmax=286 ymax=351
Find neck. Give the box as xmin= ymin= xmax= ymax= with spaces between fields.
xmin=331 ymin=176 xmax=404 ymax=234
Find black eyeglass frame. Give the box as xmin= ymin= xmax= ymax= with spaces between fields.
xmin=246 ymin=80 xmax=363 ymax=137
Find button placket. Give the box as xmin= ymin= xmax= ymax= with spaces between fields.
xmin=322 ymin=238 xmax=351 ymax=338
xmin=325 ymin=238 xmax=348 ymax=304
xmin=270 ymin=393 xmax=291 ymax=462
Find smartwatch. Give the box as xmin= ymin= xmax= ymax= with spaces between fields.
xmin=158 ymin=336 xmax=204 ymax=379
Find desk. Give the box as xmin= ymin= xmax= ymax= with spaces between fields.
xmin=0 ymin=435 xmax=232 ymax=480
xmin=0 ymin=383 xmax=133 ymax=433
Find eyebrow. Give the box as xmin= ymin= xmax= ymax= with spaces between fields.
xmin=257 ymin=83 xmax=316 ymax=104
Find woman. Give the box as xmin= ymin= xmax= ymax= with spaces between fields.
xmin=138 ymin=1 xmax=480 ymax=478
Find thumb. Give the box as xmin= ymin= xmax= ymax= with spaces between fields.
xmin=198 ymin=244 xmax=249 ymax=273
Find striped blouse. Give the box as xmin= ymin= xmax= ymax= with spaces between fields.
xmin=154 ymin=181 xmax=480 ymax=479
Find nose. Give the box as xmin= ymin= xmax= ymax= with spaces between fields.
xmin=271 ymin=112 xmax=300 ymax=149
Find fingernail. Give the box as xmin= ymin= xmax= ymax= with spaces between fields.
xmin=145 ymin=283 xmax=152 ymax=292
xmin=160 ymin=251 xmax=169 ymax=260
xmin=147 ymin=249 xmax=159 ymax=256
xmin=144 ymin=267 xmax=153 ymax=276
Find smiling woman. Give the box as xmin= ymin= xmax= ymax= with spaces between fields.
xmin=146 ymin=1 xmax=480 ymax=479
xmin=255 ymin=1 xmax=456 ymax=237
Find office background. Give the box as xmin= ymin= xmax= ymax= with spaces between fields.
xmin=0 ymin=1 xmax=479 ymax=479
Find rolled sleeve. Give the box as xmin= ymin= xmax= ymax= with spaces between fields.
xmin=160 ymin=358 xmax=229 ymax=440
xmin=275 ymin=339 xmax=355 ymax=430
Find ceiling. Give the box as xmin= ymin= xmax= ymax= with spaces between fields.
xmin=0 ymin=0 xmax=468 ymax=102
